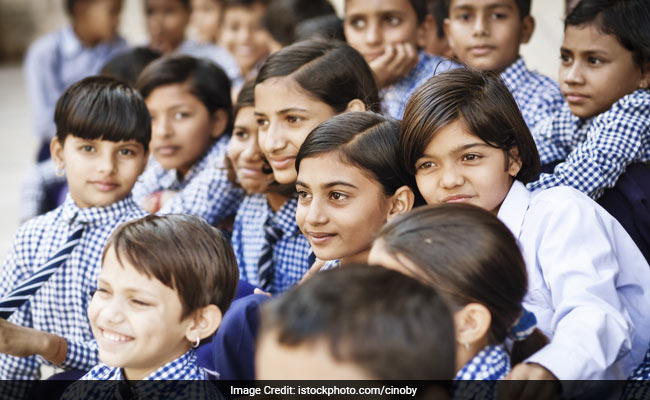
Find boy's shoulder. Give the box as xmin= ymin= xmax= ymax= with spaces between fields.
xmin=599 ymin=89 xmax=650 ymax=124
xmin=502 ymin=57 xmax=562 ymax=98
xmin=25 ymin=27 xmax=71 ymax=63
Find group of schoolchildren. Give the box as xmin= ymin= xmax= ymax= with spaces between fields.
xmin=2 ymin=0 xmax=650 ymax=398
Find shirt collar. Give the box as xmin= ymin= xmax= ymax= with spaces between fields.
xmin=500 ymin=57 xmax=528 ymax=92
xmin=454 ymin=344 xmax=510 ymax=380
xmin=61 ymin=194 xmax=141 ymax=227
xmin=497 ymin=181 xmax=530 ymax=240
xmin=267 ymin=196 xmax=301 ymax=237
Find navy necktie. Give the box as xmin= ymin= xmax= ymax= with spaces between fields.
xmin=0 ymin=226 xmax=84 ymax=319
xmin=257 ymin=215 xmax=283 ymax=292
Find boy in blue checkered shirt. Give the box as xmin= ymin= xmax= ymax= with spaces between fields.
xmin=62 ymin=214 xmax=237 ymax=398
xmin=0 ymin=76 xmax=149 ymax=397
xmin=444 ymin=0 xmax=564 ymax=130
xmin=527 ymin=0 xmax=650 ymax=200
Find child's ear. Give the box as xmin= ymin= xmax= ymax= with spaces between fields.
xmin=454 ymin=303 xmax=492 ymax=348
xmin=507 ymin=147 xmax=523 ymax=177
xmin=345 ymin=99 xmax=366 ymax=112
xmin=638 ymin=66 xmax=650 ymax=89
xmin=519 ymin=16 xmax=535 ymax=45
xmin=210 ymin=109 xmax=230 ymax=140
xmin=386 ymin=186 xmax=415 ymax=220
xmin=50 ymin=137 xmax=65 ymax=171
xmin=184 ymin=305 xmax=223 ymax=344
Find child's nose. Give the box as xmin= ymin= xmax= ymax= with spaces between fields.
xmin=98 ymin=153 xmax=117 ymax=175
xmin=305 ymin=199 xmax=328 ymax=226
xmin=472 ymin=15 xmax=490 ymax=37
xmin=439 ymin=165 xmax=464 ymax=189
xmin=365 ymin=21 xmax=382 ymax=46
xmin=262 ymin=122 xmax=287 ymax=153
xmin=563 ymin=62 xmax=584 ymax=85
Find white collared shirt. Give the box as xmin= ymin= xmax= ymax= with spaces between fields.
xmin=497 ymin=181 xmax=650 ymax=380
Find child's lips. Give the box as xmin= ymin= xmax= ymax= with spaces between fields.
xmin=563 ymin=92 xmax=590 ymax=103
xmin=269 ymin=156 xmax=296 ymax=170
xmin=92 ymin=181 xmax=119 ymax=192
xmin=98 ymin=327 xmax=134 ymax=346
xmin=442 ymin=194 xmax=474 ymax=204
xmin=308 ymin=232 xmax=336 ymax=245
xmin=468 ymin=45 xmax=495 ymax=56
xmin=155 ymin=145 xmax=181 ymax=157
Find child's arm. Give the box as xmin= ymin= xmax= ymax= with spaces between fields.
xmin=158 ymin=166 xmax=245 ymax=225
xmin=523 ymin=193 xmax=637 ymax=381
xmin=529 ymin=95 xmax=649 ymax=199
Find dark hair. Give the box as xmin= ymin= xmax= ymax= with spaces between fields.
xmin=256 ymin=40 xmax=380 ymax=113
xmin=100 ymin=47 xmax=162 ymax=86
xmin=445 ymin=0 xmax=530 ymax=18
xmin=54 ymin=76 xmax=151 ymax=150
xmin=223 ymin=0 xmax=269 ymax=9
xmin=409 ymin=0 xmax=429 ymax=23
xmin=296 ymin=112 xmax=421 ymax=202
xmin=226 ymin=79 xmax=259 ymax=186
xmin=104 ymin=214 xmax=239 ymax=319
xmin=260 ymin=265 xmax=456 ymax=381
xmin=136 ymin=55 xmax=233 ymax=131
xmin=426 ymin=0 xmax=448 ymax=38
xmin=400 ymin=68 xmax=540 ymax=183
xmin=375 ymin=203 xmax=547 ymax=365
xmin=295 ymin=14 xmax=345 ymax=42
xmin=565 ymin=0 xmax=650 ymax=70
xmin=262 ymin=0 xmax=336 ymax=46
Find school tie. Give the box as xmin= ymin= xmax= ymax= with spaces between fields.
xmin=0 ymin=225 xmax=84 ymax=319
xmin=257 ymin=215 xmax=283 ymax=292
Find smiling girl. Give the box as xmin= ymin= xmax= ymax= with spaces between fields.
xmin=399 ymin=68 xmax=650 ymax=386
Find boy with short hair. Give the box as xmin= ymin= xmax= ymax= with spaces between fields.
xmin=444 ymin=0 xmax=564 ymax=130
xmin=256 ymin=265 xmax=455 ymax=387
xmin=527 ymin=0 xmax=650 ymax=200
xmin=190 ymin=0 xmax=223 ymax=44
xmin=24 ymin=0 xmax=128 ymax=158
xmin=62 ymin=214 xmax=238 ymax=397
xmin=344 ymin=0 xmax=457 ymax=119
xmin=420 ymin=0 xmax=453 ymax=58
xmin=0 ymin=76 xmax=149 ymax=397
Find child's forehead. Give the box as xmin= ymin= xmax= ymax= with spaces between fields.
xmin=65 ymin=135 xmax=145 ymax=147
xmin=345 ymin=0 xmax=416 ymax=16
xmin=562 ymin=23 xmax=628 ymax=54
xmin=448 ymin=0 xmax=518 ymax=11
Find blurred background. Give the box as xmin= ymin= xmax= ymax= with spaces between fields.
xmin=0 ymin=0 xmax=564 ymax=258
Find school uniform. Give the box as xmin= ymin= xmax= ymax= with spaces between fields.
xmin=528 ymin=89 xmax=650 ymax=200
xmin=500 ymin=57 xmax=564 ymax=130
xmin=132 ymin=134 xmax=230 ymax=206
xmin=24 ymin=26 xmax=128 ymax=144
xmin=156 ymin=142 xmax=245 ymax=227
xmin=176 ymin=40 xmax=242 ymax=85
xmin=628 ymin=346 xmax=650 ymax=380
xmin=233 ymin=195 xmax=312 ymax=294
xmin=381 ymin=51 xmax=458 ymax=120
xmin=0 ymin=195 xmax=146 ymax=386
xmin=320 ymin=259 xmax=341 ymax=271
xmin=61 ymin=349 xmax=222 ymax=399
xmin=497 ymin=181 xmax=650 ymax=381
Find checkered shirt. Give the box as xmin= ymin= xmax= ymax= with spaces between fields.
xmin=132 ymin=134 xmax=230 ymax=205
xmin=233 ymin=195 xmax=312 ymax=294
xmin=628 ymin=344 xmax=650 ymax=380
xmin=320 ymin=259 xmax=341 ymax=271
xmin=452 ymin=345 xmax=510 ymax=400
xmin=157 ymin=140 xmax=245 ymax=226
xmin=0 ymin=195 xmax=147 ymax=384
xmin=527 ymin=89 xmax=650 ymax=200
xmin=381 ymin=51 xmax=459 ymax=120
xmin=622 ymin=345 xmax=650 ymax=399
xmin=62 ymin=349 xmax=222 ymax=400
xmin=500 ymin=57 xmax=564 ymax=130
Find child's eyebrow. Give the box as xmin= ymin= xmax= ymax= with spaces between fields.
xmin=295 ymin=180 xmax=310 ymax=188
xmin=451 ymin=143 xmax=491 ymax=155
xmin=277 ymin=107 xmax=308 ymax=114
xmin=323 ymin=181 xmax=358 ymax=190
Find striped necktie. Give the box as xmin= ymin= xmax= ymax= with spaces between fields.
xmin=0 ymin=225 xmax=84 ymax=319
xmin=257 ymin=215 xmax=283 ymax=292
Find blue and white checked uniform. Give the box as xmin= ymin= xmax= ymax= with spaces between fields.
xmin=0 ymin=195 xmax=146 ymax=385
xmin=157 ymin=140 xmax=245 ymax=226
xmin=452 ymin=345 xmax=510 ymax=400
xmin=500 ymin=57 xmax=564 ymax=130
xmin=381 ymin=51 xmax=458 ymax=120
xmin=233 ymin=195 xmax=312 ymax=294
xmin=528 ymin=89 xmax=650 ymax=200
xmin=320 ymin=259 xmax=341 ymax=271
xmin=132 ymin=135 xmax=230 ymax=206
xmin=62 ymin=349 xmax=221 ymax=399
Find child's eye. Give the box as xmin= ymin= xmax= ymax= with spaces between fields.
xmin=417 ymin=161 xmax=436 ymax=170
xmin=119 ymin=148 xmax=135 ymax=156
xmin=385 ymin=16 xmax=401 ymax=26
xmin=93 ymin=288 xmax=110 ymax=297
xmin=80 ymin=145 xmax=95 ymax=153
xmin=560 ymin=53 xmax=572 ymax=64
xmin=349 ymin=17 xmax=366 ymax=29
xmin=491 ymin=12 xmax=507 ymax=19
xmin=286 ymin=115 xmax=302 ymax=124
xmin=455 ymin=13 xmax=471 ymax=21
xmin=234 ymin=130 xmax=250 ymax=140
xmin=174 ymin=112 xmax=190 ymax=120
xmin=256 ymin=119 xmax=269 ymax=129
xmin=130 ymin=299 xmax=151 ymax=307
xmin=588 ymin=57 xmax=603 ymax=65
xmin=462 ymin=153 xmax=481 ymax=162
xmin=329 ymin=192 xmax=348 ymax=201
xmin=297 ymin=190 xmax=312 ymax=201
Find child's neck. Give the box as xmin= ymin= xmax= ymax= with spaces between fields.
xmin=72 ymin=23 xmax=102 ymax=47
xmin=122 ymin=344 xmax=192 ymax=380
xmin=266 ymin=192 xmax=289 ymax=212
xmin=340 ymin=248 xmax=370 ymax=266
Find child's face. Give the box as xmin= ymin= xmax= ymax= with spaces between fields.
xmin=227 ymin=106 xmax=274 ymax=194
xmin=89 ymin=245 xmax=195 ymax=380
xmin=559 ymin=24 xmax=648 ymax=119
xmin=51 ymin=136 xmax=147 ymax=208
xmin=256 ymin=331 xmax=373 ymax=379
xmin=79 ymin=0 xmax=123 ymax=43
xmin=295 ymin=153 xmax=393 ymax=264
xmin=146 ymin=83 xmax=224 ymax=176
xmin=344 ymin=0 xmax=422 ymax=63
xmin=444 ymin=0 xmax=533 ymax=73
xmin=220 ymin=4 xmax=270 ymax=75
xmin=190 ymin=0 xmax=222 ymax=43
xmin=413 ymin=119 xmax=520 ymax=215
xmin=255 ymin=77 xmax=337 ymax=184
xmin=146 ymin=0 xmax=190 ymax=53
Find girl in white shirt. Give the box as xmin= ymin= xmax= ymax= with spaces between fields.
xmin=398 ymin=68 xmax=650 ymax=387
